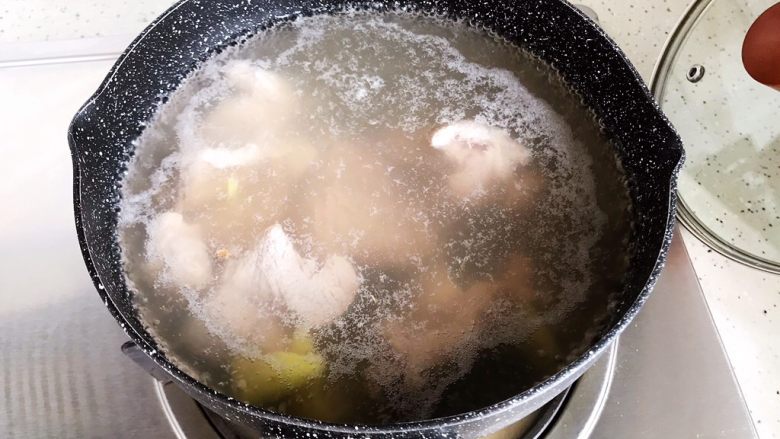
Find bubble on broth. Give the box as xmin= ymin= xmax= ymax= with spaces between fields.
xmin=118 ymin=11 xmax=631 ymax=423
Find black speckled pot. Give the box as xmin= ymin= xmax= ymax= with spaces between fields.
xmin=68 ymin=0 xmax=683 ymax=437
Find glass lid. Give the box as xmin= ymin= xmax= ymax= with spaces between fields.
xmin=653 ymin=0 xmax=780 ymax=273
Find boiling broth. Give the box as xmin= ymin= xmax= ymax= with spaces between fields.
xmin=118 ymin=12 xmax=632 ymax=424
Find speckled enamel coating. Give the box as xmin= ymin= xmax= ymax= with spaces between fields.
xmin=67 ymin=0 xmax=684 ymax=437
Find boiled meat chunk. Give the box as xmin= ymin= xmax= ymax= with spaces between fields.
xmin=202 ymin=251 xmax=289 ymax=354
xmin=431 ymin=120 xmax=530 ymax=199
xmin=177 ymin=140 xmax=316 ymax=247
xmin=205 ymin=224 xmax=360 ymax=339
xmin=251 ymin=224 xmax=360 ymax=328
xmin=384 ymin=254 xmax=536 ymax=382
xmin=310 ymin=144 xmax=436 ymax=266
xmin=176 ymin=156 xmax=282 ymax=247
xmin=146 ymin=212 xmax=213 ymax=289
xmin=383 ymin=265 xmax=499 ymax=380
xmin=175 ymin=61 xmax=315 ymax=247
xmin=199 ymin=60 xmax=300 ymax=147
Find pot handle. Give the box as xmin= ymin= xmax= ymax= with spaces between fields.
xmin=121 ymin=341 xmax=173 ymax=383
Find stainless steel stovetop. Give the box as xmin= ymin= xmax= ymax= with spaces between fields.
xmin=0 ymin=37 xmax=758 ymax=439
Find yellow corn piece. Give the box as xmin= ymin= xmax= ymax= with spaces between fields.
xmin=231 ymin=333 xmax=324 ymax=407
xmin=289 ymin=330 xmax=316 ymax=355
